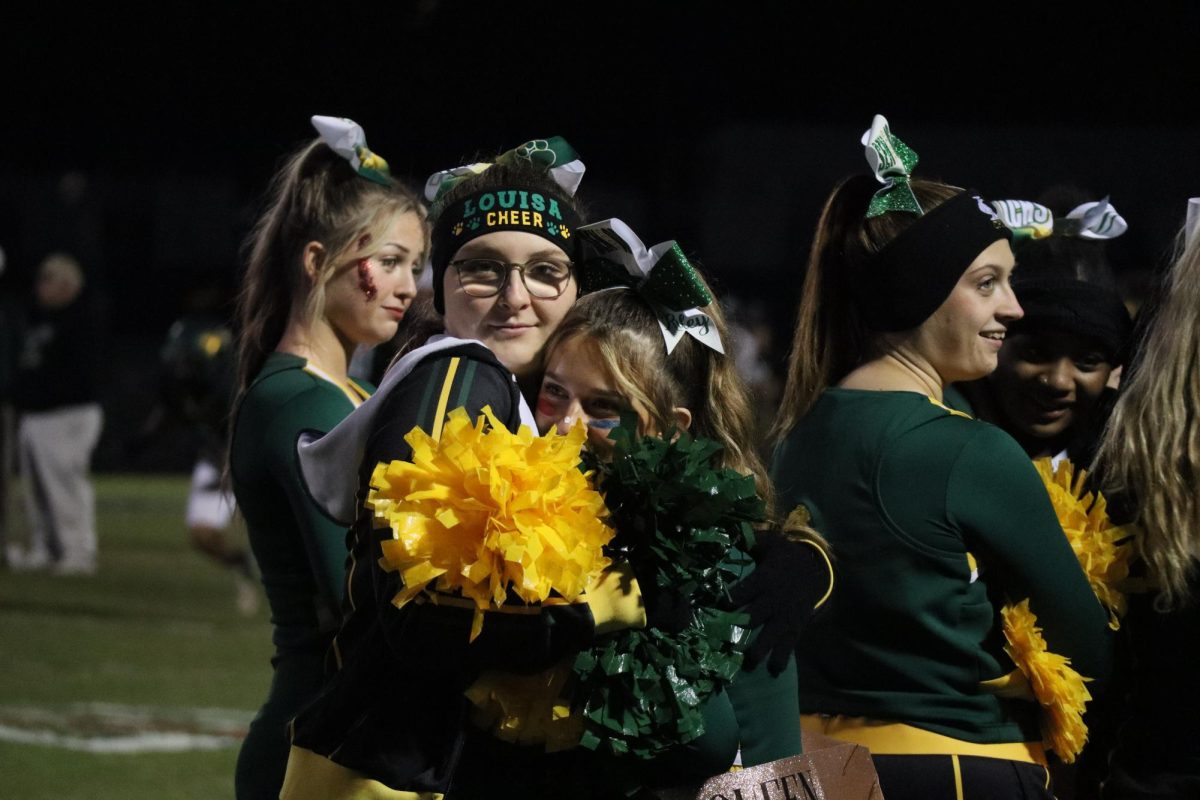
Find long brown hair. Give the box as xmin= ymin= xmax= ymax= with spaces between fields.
xmin=544 ymin=286 xmax=775 ymax=515
xmin=770 ymin=175 xmax=961 ymax=444
xmin=234 ymin=138 xmax=426 ymax=394
xmin=1093 ymin=225 xmax=1200 ymax=608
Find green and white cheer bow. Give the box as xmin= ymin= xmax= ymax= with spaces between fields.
xmin=862 ymin=114 xmax=922 ymax=218
xmin=311 ymin=115 xmax=391 ymax=186
xmin=576 ymin=218 xmax=723 ymax=355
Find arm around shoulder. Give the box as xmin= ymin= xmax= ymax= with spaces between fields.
xmin=949 ymin=424 xmax=1113 ymax=686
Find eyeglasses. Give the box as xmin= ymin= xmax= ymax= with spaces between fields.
xmin=450 ymin=258 xmax=574 ymax=299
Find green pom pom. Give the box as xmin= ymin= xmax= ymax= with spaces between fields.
xmin=572 ymin=414 xmax=763 ymax=759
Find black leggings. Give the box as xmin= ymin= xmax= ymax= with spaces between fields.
xmin=872 ymin=754 xmax=1053 ymax=800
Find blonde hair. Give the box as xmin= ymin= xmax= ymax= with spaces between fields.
xmin=1093 ymin=225 xmax=1200 ymax=609
xmin=544 ymin=286 xmax=775 ymax=515
xmin=235 ymin=138 xmax=427 ymax=393
xmin=771 ymin=176 xmax=962 ymax=445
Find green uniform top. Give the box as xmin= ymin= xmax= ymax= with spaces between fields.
xmin=772 ymin=388 xmax=1111 ymax=744
xmin=941 ymin=382 xmax=975 ymax=417
xmin=287 ymin=340 xmax=798 ymax=797
xmin=230 ymin=352 xmax=372 ymax=657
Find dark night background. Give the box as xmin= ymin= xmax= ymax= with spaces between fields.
xmin=2 ymin=2 xmax=1198 ymax=470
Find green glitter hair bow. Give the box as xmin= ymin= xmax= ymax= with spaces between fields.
xmin=862 ymin=114 xmax=922 ymax=218
xmin=575 ymin=218 xmax=723 ymax=355
xmin=310 ymin=115 xmax=391 ymax=186
xmin=423 ymin=136 xmax=586 ymax=202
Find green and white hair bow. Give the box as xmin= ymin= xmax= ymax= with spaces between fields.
xmin=576 ymin=218 xmax=723 ymax=355
xmin=862 ymin=114 xmax=922 ymax=218
xmin=991 ymin=197 xmax=1127 ymax=241
xmin=424 ymin=136 xmax=585 ymax=202
xmin=310 ymin=115 xmax=391 ymax=186
xmin=990 ymin=199 xmax=1055 ymax=241
xmin=1059 ymin=198 xmax=1127 ymax=240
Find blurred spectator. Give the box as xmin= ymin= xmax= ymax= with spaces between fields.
xmin=724 ymin=293 xmax=784 ymax=458
xmin=131 ymin=308 xmax=258 ymax=613
xmin=11 ymin=253 xmax=106 ymax=574
xmin=0 ymin=245 xmax=18 ymax=567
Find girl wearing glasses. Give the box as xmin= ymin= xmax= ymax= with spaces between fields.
xmin=281 ymin=141 xmax=665 ymax=798
xmin=228 ymin=116 xmax=427 ymax=800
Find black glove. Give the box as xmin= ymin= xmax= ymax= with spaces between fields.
xmin=727 ymin=532 xmax=832 ymax=675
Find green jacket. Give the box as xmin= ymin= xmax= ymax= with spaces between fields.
xmin=773 ymin=389 xmax=1111 ymax=745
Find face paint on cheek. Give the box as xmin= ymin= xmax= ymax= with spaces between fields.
xmin=356 ymin=259 xmax=378 ymax=301
xmin=536 ymin=395 xmax=560 ymax=419
xmin=586 ymin=418 xmax=621 ymax=430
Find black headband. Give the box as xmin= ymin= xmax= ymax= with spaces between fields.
xmin=1012 ymin=276 xmax=1133 ymax=364
xmin=851 ymin=190 xmax=1013 ymax=332
xmin=430 ymin=185 xmax=582 ymax=313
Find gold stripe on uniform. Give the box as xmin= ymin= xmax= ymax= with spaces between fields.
xmin=951 ymin=754 xmax=964 ymax=800
xmin=799 ymin=715 xmax=1047 ymax=765
xmin=280 ymin=746 xmax=443 ymax=800
xmin=927 ymin=394 xmax=972 ymax=419
xmin=430 ymin=358 xmax=460 ymax=442
xmin=800 ymin=539 xmax=836 ymax=609
xmin=346 ymin=378 xmax=370 ymax=402
xmin=302 ymin=364 xmax=367 ymax=408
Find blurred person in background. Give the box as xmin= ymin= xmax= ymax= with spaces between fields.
xmin=0 ymin=244 xmax=19 ymax=568
xmin=131 ymin=306 xmax=258 ymax=614
xmin=724 ymin=293 xmax=783 ymax=459
xmin=11 ymin=252 xmax=106 ymax=575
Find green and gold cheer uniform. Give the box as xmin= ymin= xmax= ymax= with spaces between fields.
xmin=772 ymin=389 xmax=1112 ymax=798
xmin=230 ymin=352 xmax=372 ymax=800
xmin=284 ymin=342 xmax=648 ymax=799
xmin=283 ymin=339 xmax=795 ymax=798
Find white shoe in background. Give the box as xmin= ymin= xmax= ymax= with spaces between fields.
xmin=235 ymin=574 xmax=261 ymax=616
xmin=50 ymin=559 xmax=97 ymax=576
xmin=7 ymin=546 xmax=51 ymax=572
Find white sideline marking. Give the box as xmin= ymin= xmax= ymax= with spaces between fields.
xmin=0 ymin=724 xmax=238 ymax=753
xmin=0 ymin=703 xmax=252 ymax=753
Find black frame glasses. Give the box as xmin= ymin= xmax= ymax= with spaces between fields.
xmin=449 ymin=258 xmax=575 ymax=299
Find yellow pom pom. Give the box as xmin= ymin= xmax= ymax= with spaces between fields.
xmin=1001 ymin=600 xmax=1093 ymax=762
xmin=465 ymin=660 xmax=584 ymax=751
xmin=1033 ymin=457 xmax=1134 ymax=629
xmin=368 ymin=407 xmax=613 ymax=640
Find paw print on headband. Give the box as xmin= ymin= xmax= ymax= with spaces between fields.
xmin=515 ymin=139 xmax=557 ymax=165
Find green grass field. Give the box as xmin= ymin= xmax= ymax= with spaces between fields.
xmin=0 ymin=474 xmax=274 ymax=799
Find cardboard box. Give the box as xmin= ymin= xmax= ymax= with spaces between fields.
xmin=656 ymin=732 xmax=883 ymax=800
